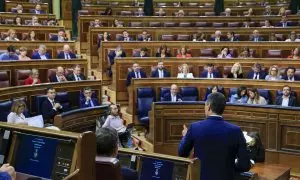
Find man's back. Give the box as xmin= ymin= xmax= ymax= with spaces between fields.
xmin=178 ymin=116 xmax=251 ymax=180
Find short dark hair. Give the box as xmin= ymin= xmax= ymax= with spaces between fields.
xmin=207 ymin=63 xmax=214 ymax=67
xmin=96 ymin=128 xmax=118 ymax=156
xmin=141 ymin=47 xmax=148 ymax=52
xmin=286 ymin=66 xmax=296 ymax=73
xmin=45 ymin=86 xmax=55 ymax=94
xmin=283 ymin=85 xmax=291 ymax=91
xmin=7 ymin=45 xmax=16 ymax=52
xmin=206 ymin=92 xmax=226 ymax=115
xmin=83 ymin=87 xmax=92 ymax=92
xmin=237 ymin=86 xmax=247 ymax=98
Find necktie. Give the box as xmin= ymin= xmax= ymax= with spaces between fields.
xmin=254 ymin=73 xmax=258 ymax=79
xmin=209 ymin=73 xmax=212 ymax=78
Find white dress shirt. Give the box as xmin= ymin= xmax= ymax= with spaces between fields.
xmin=39 ymin=53 xmax=47 ymax=60
xmin=158 ymin=69 xmax=164 ymax=78
xmin=135 ymin=71 xmax=141 ymax=78
xmin=207 ymin=73 xmax=214 ymax=79
xmin=253 ymin=73 xmax=260 ymax=80
xmin=103 ymin=115 xmax=126 ymax=132
xmin=287 ymin=76 xmax=295 ymax=81
xmin=65 ymin=53 xmax=71 ymax=59
xmin=281 ymin=96 xmax=289 ymax=107
xmin=74 ymin=74 xmax=81 ymax=81
xmin=171 ymin=94 xmax=177 ymax=102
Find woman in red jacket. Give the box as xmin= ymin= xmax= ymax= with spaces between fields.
xmin=24 ymin=68 xmax=41 ymax=85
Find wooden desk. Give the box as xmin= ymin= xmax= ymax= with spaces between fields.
xmin=109 ymin=58 xmax=300 ymax=104
xmin=148 ymin=102 xmax=299 ymax=173
xmin=5 ymin=1 xmax=49 ymax=13
xmin=0 ymin=59 xmax=87 ymax=86
xmin=0 ymin=12 xmax=56 ymax=21
xmin=0 ymin=80 xmax=102 ymax=115
xmin=251 ymin=163 xmax=291 ymax=180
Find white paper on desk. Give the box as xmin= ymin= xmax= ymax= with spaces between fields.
xmin=26 ymin=115 xmax=44 ymax=128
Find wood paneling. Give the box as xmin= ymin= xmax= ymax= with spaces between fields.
xmin=5 ymin=1 xmax=49 ymax=13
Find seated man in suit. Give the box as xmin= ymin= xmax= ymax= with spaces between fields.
xmin=28 ymin=16 xmax=41 ymax=26
xmin=31 ymin=44 xmax=52 ymax=60
xmin=57 ymin=44 xmax=77 ymax=59
xmin=34 ymin=4 xmax=44 ymax=14
xmin=162 ymin=84 xmax=182 ymax=102
xmin=133 ymin=47 xmax=149 ymax=57
xmin=226 ymin=31 xmax=239 ymax=41
xmin=49 ymin=66 xmax=68 ymax=82
xmin=246 ymin=63 xmax=267 ymax=80
xmin=151 ymin=61 xmax=170 ymax=78
xmin=275 ymin=85 xmax=297 ymax=107
xmin=126 ymin=63 xmax=146 ymax=86
xmin=282 ymin=66 xmax=300 ymax=81
xmin=67 ymin=64 xmax=86 ymax=81
xmin=263 ymin=5 xmax=274 ymax=16
xmin=96 ymin=127 xmax=138 ymax=180
xmin=277 ymin=16 xmax=292 ymax=27
xmin=0 ymin=45 xmax=19 ymax=60
xmin=178 ymin=93 xmax=251 ymax=179
xmin=250 ymin=30 xmax=264 ymax=42
xmin=122 ymin=30 xmax=133 ymax=41
xmin=41 ymin=87 xmax=63 ymax=123
xmin=138 ymin=30 xmax=151 ymax=41
xmin=80 ymin=87 xmax=100 ymax=108
xmin=108 ymin=45 xmax=126 ymax=66
xmin=210 ymin=30 xmax=225 ymax=42
xmin=200 ymin=63 xmax=221 ymax=79
xmin=51 ymin=29 xmax=68 ymax=42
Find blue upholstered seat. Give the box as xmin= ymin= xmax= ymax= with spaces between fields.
xmin=56 ymin=92 xmax=70 ymax=112
xmin=35 ymin=95 xmax=48 ymax=115
xmin=257 ymin=89 xmax=271 ymax=104
xmin=180 ymin=87 xmax=199 ymax=101
xmin=0 ymin=100 xmax=12 ymax=122
xmin=137 ymin=88 xmax=155 ymax=126
xmin=160 ymin=87 xmax=170 ymax=101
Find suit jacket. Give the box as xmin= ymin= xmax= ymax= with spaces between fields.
xmin=246 ymin=71 xmax=267 ymax=80
xmin=41 ymin=99 xmax=62 ymax=123
xmin=50 ymin=36 xmax=68 ymax=42
xmin=31 ymin=52 xmax=52 ymax=60
xmin=49 ymin=75 xmax=59 ymax=82
xmin=126 ymin=71 xmax=146 ymax=86
xmin=276 ymin=22 xmax=293 ymax=27
xmin=200 ymin=71 xmax=221 ymax=78
xmin=151 ymin=69 xmax=170 ymax=78
xmin=275 ymin=96 xmax=297 ymax=106
xmin=66 ymin=73 xmax=86 ymax=81
xmin=56 ymin=52 xmax=77 ymax=59
xmin=250 ymin=36 xmax=264 ymax=42
xmin=137 ymin=36 xmax=151 ymax=41
xmin=120 ymin=37 xmax=133 ymax=41
xmin=227 ymin=73 xmax=243 ymax=79
xmin=227 ymin=37 xmax=240 ymax=42
xmin=132 ymin=52 xmax=149 ymax=58
xmin=121 ymin=167 xmax=138 ymax=180
xmin=162 ymin=92 xmax=182 ymax=101
xmin=210 ymin=37 xmax=226 ymax=42
xmin=80 ymin=98 xmax=100 ymax=108
xmin=108 ymin=51 xmax=126 ymax=65
xmin=178 ymin=116 xmax=251 ymax=180
xmin=282 ymin=75 xmax=300 ymax=81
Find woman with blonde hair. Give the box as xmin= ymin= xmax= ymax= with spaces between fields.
xmin=24 ymin=68 xmax=41 ymax=85
xmin=4 ymin=29 xmax=19 ymax=41
xmin=177 ymin=64 xmax=194 ymax=78
xmin=247 ymin=88 xmax=267 ymax=105
xmin=265 ymin=65 xmax=282 ymax=81
xmin=278 ymin=7 xmax=286 ymax=16
xmin=227 ymin=62 xmax=243 ymax=79
xmin=18 ymin=47 xmax=31 ymax=60
xmin=7 ymin=100 xmax=28 ymax=125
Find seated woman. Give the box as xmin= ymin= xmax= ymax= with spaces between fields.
xmin=227 ymin=62 xmax=243 ymax=79
xmin=156 ymin=45 xmax=171 ymax=58
xmin=22 ymin=30 xmax=38 ymax=41
xmin=176 ymin=46 xmax=192 ymax=58
xmin=287 ymin=47 xmax=300 ymax=59
xmin=204 ymin=85 xmax=224 ymax=101
xmin=4 ymin=29 xmax=19 ymax=41
xmin=15 ymin=16 xmax=22 ymax=26
xmin=7 ymin=100 xmax=28 ymax=125
xmin=24 ymin=68 xmax=41 ymax=85
xmin=177 ymin=64 xmax=194 ymax=78
xmin=238 ymin=47 xmax=251 ymax=58
xmin=230 ymin=86 xmax=248 ymax=104
xmin=278 ymin=7 xmax=286 ymax=16
xmin=112 ymin=19 xmax=123 ymax=27
xmin=247 ymin=88 xmax=267 ymax=105
xmin=265 ymin=65 xmax=282 ymax=81
xmin=245 ymin=8 xmax=254 ymax=16
xmin=285 ymin=31 xmax=300 ymax=42
xmin=217 ymin=47 xmax=232 ymax=58
xmin=192 ymin=32 xmax=206 ymax=42
xmin=261 ymin=19 xmax=274 ymax=28
xmin=93 ymin=19 xmax=103 ymax=27
xmin=18 ymin=47 xmax=31 ymax=60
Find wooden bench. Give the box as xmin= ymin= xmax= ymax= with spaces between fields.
xmin=148 ymin=102 xmax=298 ymax=174
xmin=0 ymin=80 xmax=102 ymax=115
xmin=0 ymin=59 xmax=87 ymax=86
xmin=109 ymin=58 xmax=300 ymax=104
xmin=5 ymin=1 xmax=49 ymax=13
xmin=0 ymin=12 xmax=56 ymax=21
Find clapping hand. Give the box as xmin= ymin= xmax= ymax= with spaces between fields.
xmin=182 ymin=124 xmax=188 ymax=136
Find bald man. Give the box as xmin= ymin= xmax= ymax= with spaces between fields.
xmin=162 ymin=84 xmax=182 ymax=102
xmin=57 ymin=44 xmax=77 ymax=59
xmin=250 ymin=30 xmax=264 ymax=42
xmin=49 ymin=66 xmax=68 ymax=82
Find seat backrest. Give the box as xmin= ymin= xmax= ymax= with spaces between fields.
xmin=188 ymin=12 xmax=199 ymax=16
xmin=161 ymin=34 xmax=175 ymax=41
xmin=180 ymin=87 xmax=199 ymax=101
xmin=95 ymin=156 xmax=122 ymax=180
xmin=49 ymin=33 xmax=58 ymax=40
xmin=258 ymin=89 xmax=271 ymax=104
xmin=205 ymin=12 xmax=215 ymax=16
xmin=0 ymin=100 xmax=12 ymax=122
xmin=137 ymin=88 xmax=155 ymax=120
xmin=163 ymin=22 xmax=177 ymax=27
xmin=227 ymin=22 xmax=240 ymax=27
xmin=160 ymin=87 xmax=171 ymax=101
xmin=56 ymin=92 xmax=70 ymax=111
xmin=204 ymin=86 xmax=225 ymax=101
xmin=0 ymin=71 xmax=9 ymax=88
xmin=195 ymin=22 xmax=210 ymax=27
xmin=15 ymin=69 xmax=31 ymax=86
xmin=149 ymin=22 xmax=161 ymax=27
xmin=129 ymin=22 xmax=142 ymax=27
xmin=212 ymin=22 xmax=225 ymax=27
xmin=179 ymin=22 xmax=191 ymax=27
xmin=228 ymin=88 xmax=238 ymax=101
xmin=35 ymin=95 xmax=48 ymax=115
xmin=200 ymin=48 xmax=216 ymax=57
xmin=276 ymin=90 xmax=297 ymax=98
xmin=115 ymin=34 xmax=124 ymax=41
xmin=177 ymin=34 xmax=191 ymax=41
xmin=120 ymin=11 xmax=132 ymax=16
xmin=267 ymin=50 xmax=282 ymax=58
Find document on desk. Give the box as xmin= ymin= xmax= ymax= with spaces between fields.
xmin=26 ymin=115 xmax=44 ymax=128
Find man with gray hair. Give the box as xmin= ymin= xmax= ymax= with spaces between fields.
xmin=31 ymin=44 xmax=52 ymax=60
xmin=179 ymin=93 xmax=251 ymax=180
xmin=210 ymin=30 xmax=224 ymax=42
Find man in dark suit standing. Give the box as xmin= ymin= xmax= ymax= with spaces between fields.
xmin=246 ymin=63 xmax=267 ymax=80
xmin=80 ymin=87 xmax=100 ymax=108
xmin=151 ymin=61 xmax=170 ymax=78
xmin=162 ymin=84 xmax=182 ymax=102
xmin=275 ymin=85 xmax=296 ymax=107
xmin=126 ymin=63 xmax=146 ymax=86
xmin=178 ymin=93 xmax=251 ymax=180
xmin=57 ymin=44 xmax=77 ymax=59
xmin=200 ymin=64 xmax=221 ymax=79
xmin=49 ymin=66 xmax=68 ymax=82
xmin=289 ymin=0 xmax=300 ymax=14
xmin=67 ymin=65 xmax=86 ymax=81
xmin=41 ymin=87 xmax=63 ymax=123
xmin=282 ymin=66 xmax=300 ymax=81
xmin=214 ymin=0 xmax=224 ymax=16
xmin=96 ymin=127 xmax=139 ymax=180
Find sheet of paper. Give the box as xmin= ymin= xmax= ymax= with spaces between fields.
xmin=26 ymin=115 xmax=44 ymax=128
